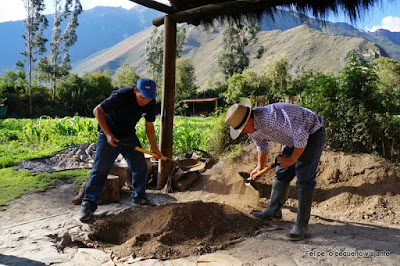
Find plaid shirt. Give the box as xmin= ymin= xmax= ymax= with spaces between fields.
xmin=248 ymin=103 xmax=323 ymax=153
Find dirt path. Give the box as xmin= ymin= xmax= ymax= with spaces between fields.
xmin=1 ymin=143 xmax=400 ymax=265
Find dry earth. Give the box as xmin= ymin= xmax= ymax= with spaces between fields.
xmin=0 ymin=142 xmax=400 ymax=265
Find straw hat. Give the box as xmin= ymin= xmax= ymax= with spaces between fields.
xmin=225 ymin=98 xmax=252 ymax=139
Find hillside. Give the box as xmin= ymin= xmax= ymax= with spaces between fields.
xmin=259 ymin=10 xmax=400 ymax=61
xmin=1 ymin=7 xmax=399 ymax=74
xmin=72 ymin=24 xmax=388 ymax=88
xmin=0 ymin=6 xmax=162 ymax=71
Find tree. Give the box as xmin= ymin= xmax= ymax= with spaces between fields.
xmin=145 ymin=26 xmax=187 ymax=87
xmin=113 ymin=64 xmax=141 ymax=89
xmin=242 ymin=68 xmax=269 ymax=96
xmin=37 ymin=0 xmax=82 ymax=103
xmin=373 ymin=57 xmax=400 ymax=112
xmin=175 ymin=57 xmax=197 ymax=96
xmin=264 ymin=57 xmax=290 ymax=100
xmin=58 ymin=71 xmax=114 ymax=116
xmin=223 ymin=69 xmax=267 ymax=104
xmin=21 ymin=0 xmax=48 ymax=115
xmin=300 ymin=52 xmax=384 ymax=154
xmin=174 ymin=57 xmax=197 ymax=115
xmin=217 ymin=17 xmax=260 ymax=78
xmin=0 ymin=69 xmax=51 ymax=117
xmin=224 ymin=74 xmax=248 ymax=104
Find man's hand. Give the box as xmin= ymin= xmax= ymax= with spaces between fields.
xmin=277 ymin=155 xmax=296 ymax=168
xmin=277 ymin=147 xmax=305 ymax=168
xmin=250 ymin=166 xmax=263 ymax=181
xmin=152 ymin=148 xmax=163 ymax=159
xmin=106 ymin=133 xmax=119 ymax=147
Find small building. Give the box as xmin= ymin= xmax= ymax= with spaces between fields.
xmin=182 ymin=97 xmax=219 ymax=116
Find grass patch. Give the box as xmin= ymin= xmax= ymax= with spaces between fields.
xmin=0 ymin=167 xmax=90 ymax=210
xmin=0 ymin=142 xmax=61 ymax=168
xmin=219 ymin=140 xmax=252 ymax=162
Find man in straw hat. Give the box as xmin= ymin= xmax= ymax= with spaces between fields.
xmin=225 ymin=98 xmax=325 ymax=240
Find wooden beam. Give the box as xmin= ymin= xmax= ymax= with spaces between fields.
xmin=153 ymin=0 xmax=296 ymax=26
xmin=129 ymin=0 xmax=176 ymax=14
xmin=157 ymin=15 xmax=177 ymax=189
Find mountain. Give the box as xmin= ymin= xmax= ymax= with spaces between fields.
xmin=369 ymin=29 xmax=400 ymax=44
xmin=0 ymin=21 xmax=25 ymax=70
xmin=258 ymin=10 xmax=400 ymax=61
xmin=72 ymin=23 xmax=388 ymax=88
xmin=0 ymin=6 xmax=162 ymax=71
xmin=1 ymin=6 xmax=399 ymax=86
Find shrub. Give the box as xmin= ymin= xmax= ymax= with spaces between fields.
xmin=300 ymin=52 xmax=400 ymax=162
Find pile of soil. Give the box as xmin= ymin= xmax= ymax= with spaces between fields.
xmin=86 ymin=201 xmax=269 ymax=260
xmin=201 ymin=142 xmax=400 ymax=227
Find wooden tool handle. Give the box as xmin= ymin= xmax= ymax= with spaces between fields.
xmin=134 ymin=146 xmax=184 ymax=168
xmin=253 ymin=165 xmax=273 ymax=178
xmin=134 ymin=146 xmax=164 ymax=160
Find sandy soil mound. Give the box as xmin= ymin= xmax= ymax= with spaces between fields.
xmin=199 ymin=142 xmax=400 ymax=227
xmin=87 ymin=201 xmax=268 ymax=260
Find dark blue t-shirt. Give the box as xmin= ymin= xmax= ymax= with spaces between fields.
xmin=100 ymin=87 xmax=156 ymax=138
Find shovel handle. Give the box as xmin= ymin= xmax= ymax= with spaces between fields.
xmin=134 ymin=146 xmax=163 ymax=160
xmin=253 ymin=165 xmax=273 ymax=178
xmin=252 ymin=160 xmax=279 ymax=178
xmin=134 ymin=146 xmax=181 ymax=167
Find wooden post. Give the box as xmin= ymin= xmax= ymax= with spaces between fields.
xmin=157 ymin=15 xmax=177 ymax=189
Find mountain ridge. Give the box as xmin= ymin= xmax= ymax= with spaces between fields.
xmin=0 ymin=6 xmax=398 ymax=85
xmin=72 ymin=23 xmax=388 ymax=88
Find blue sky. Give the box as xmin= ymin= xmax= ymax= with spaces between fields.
xmin=0 ymin=0 xmax=399 ymax=32
xmin=326 ymin=0 xmax=400 ymax=32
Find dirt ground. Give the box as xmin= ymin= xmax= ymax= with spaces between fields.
xmin=1 ymin=142 xmax=400 ymax=265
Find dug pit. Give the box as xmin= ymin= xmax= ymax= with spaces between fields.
xmin=86 ymin=201 xmax=271 ymax=260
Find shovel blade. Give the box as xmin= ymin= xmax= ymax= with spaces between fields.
xmin=238 ymin=172 xmax=257 ymax=191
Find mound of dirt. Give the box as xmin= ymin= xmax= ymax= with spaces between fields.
xmin=86 ymin=201 xmax=269 ymax=260
xmin=199 ymin=142 xmax=400 ymax=227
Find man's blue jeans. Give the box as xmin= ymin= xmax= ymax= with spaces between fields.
xmin=83 ymin=132 xmax=148 ymax=211
xmin=275 ymin=127 xmax=326 ymax=188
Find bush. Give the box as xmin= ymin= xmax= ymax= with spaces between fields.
xmin=207 ymin=108 xmax=250 ymax=157
xmin=300 ymin=52 xmax=400 ymax=162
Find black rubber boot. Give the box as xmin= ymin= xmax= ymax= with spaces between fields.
xmin=252 ymin=178 xmax=290 ymax=221
xmin=286 ymin=187 xmax=314 ymax=241
xmin=79 ymin=202 xmax=93 ymax=222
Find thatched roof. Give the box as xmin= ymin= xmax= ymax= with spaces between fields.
xmin=129 ymin=0 xmax=383 ymax=26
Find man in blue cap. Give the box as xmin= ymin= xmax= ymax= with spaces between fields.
xmin=80 ymin=78 xmax=162 ymax=221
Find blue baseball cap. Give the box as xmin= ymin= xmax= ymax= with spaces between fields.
xmin=136 ymin=78 xmax=156 ymax=99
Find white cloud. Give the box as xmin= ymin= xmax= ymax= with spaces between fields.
xmin=0 ymin=0 xmax=25 ymax=22
xmin=0 ymin=0 xmax=141 ymax=23
xmin=369 ymin=16 xmax=400 ymax=32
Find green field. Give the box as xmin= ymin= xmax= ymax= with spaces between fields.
xmin=0 ymin=116 xmax=217 ymax=209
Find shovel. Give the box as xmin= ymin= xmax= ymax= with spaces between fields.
xmin=239 ymin=158 xmax=279 ymax=190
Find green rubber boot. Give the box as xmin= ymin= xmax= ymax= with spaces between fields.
xmin=286 ymin=187 xmax=314 ymax=241
xmin=252 ymin=178 xmax=290 ymax=221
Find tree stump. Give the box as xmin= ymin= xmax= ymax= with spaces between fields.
xmin=109 ymin=162 xmax=129 ymax=190
xmin=97 ymin=174 xmax=120 ymax=205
